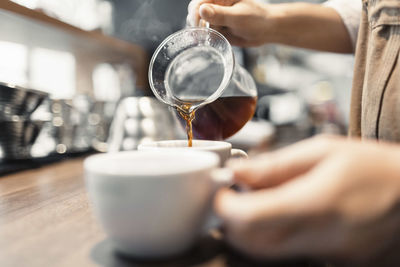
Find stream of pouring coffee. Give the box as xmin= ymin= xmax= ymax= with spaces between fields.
xmin=177 ymin=104 xmax=195 ymax=147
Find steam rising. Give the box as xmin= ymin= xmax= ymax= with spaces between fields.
xmin=118 ymin=0 xmax=189 ymax=51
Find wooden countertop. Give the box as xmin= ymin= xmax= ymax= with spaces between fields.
xmin=0 ymin=157 xmax=105 ymax=267
xmin=0 ymin=157 xmax=328 ymax=267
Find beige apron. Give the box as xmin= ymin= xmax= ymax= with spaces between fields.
xmin=349 ymin=0 xmax=400 ymax=141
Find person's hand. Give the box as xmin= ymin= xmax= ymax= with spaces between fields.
xmin=216 ymin=135 xmax=400 ymax=263
xmin=187 ymin=0 xmax=274 ymax=47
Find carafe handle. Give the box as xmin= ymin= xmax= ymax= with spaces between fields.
xmin=199 ymin=19 xmax=210 ymax=28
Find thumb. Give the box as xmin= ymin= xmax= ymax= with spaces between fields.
xmin=227 ymin=136 xmax=341 ymax=189
xmin=216 ymin=153 xmax=339 ymax=223
xmin=199 ymin=3 xmax=235 ymax=26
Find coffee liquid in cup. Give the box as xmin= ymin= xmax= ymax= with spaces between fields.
xmin=177 ymin=96 xmax=257 ymax=147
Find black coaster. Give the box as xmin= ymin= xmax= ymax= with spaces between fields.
xmin=90 ymin=235 xmax=223 ymax=267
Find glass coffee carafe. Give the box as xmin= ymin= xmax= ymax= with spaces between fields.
xmin=149 ymin=27 xmax=257 ymax=144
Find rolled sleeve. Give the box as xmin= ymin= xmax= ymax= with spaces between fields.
xmin=323 ymin=0 xmax=362 ymax=50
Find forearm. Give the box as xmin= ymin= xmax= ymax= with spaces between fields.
xmin=266 ymin=3 xmax=353 ymax=53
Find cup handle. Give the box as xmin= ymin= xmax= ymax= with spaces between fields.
xmin=202 ymin=168 xmax=234 ymax=233
xmin=211 ymin=168 xmax=234 ymax=188
xmin=230 ymin=148 xmax=248 ymax=160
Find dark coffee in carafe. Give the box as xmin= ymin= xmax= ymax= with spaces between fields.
xmin=177 ymin=95 xmax=257 ymax=147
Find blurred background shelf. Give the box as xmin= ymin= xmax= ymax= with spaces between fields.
xmin=0 ymin=0 xmax=148 ymax=90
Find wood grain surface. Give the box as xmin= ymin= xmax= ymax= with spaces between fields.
xmin=0 ymin=158 xmax=105 ymax=267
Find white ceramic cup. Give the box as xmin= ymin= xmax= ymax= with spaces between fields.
xmin=138 ymin=140 xmax=247 ymax=166
xmin=84 ymin=150 xmax=232 ymax=259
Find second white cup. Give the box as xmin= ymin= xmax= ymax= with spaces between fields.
xmin=85 ymin=150 xmax=232 ymax=259
xmin=138 ymin=140 xmax=247 ymax=166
